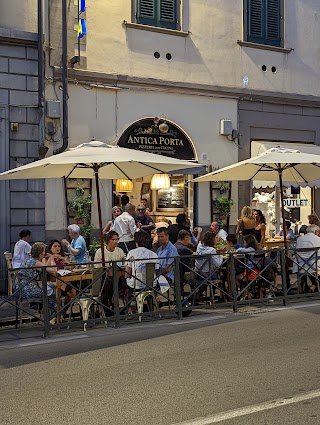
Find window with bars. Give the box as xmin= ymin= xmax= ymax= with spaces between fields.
xmin=246 ymin=0 xmax=282 ymax=47
xmin=136 ymin=0 xmax=179 ymax=30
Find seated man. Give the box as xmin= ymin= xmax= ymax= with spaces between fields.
xmin=210 ymin=221 xmax=228 ymax=240
xmin=174 ymin=229 xmax=194 ymax=279
xmin=126 ymin=231 xmax=159 ymax=291
xmin=296 ymin=224 xmax=320 ymax=292
xmin=275 ymin=220 xmax=294 ymax=240
xmin=156 ymin=227 xmax=179 ymax=285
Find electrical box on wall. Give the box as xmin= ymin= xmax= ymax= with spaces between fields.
xmin=220 ymin=119 xmax=233 ymax=136
xmin=46 ymin=100 xmax=61 ymax=119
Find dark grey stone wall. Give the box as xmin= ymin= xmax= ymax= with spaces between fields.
xmin=0 ymin=29 xmax=44 ymax=293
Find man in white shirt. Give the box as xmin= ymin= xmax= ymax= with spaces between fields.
xmin=210 ymin=221 xmax=228 ymax=240
xmin=126 ymin=231 xmax=159 ymax=290
xmin=111 ymin=203 xmax=138 ymax=254
xmin=296 ymin=224 xmax=320 ymax=292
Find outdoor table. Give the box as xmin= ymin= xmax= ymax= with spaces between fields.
xmin=55 ymin=269 xmax=93 ymax=323
xmin=265 ymin=238 xmax=286 ymax=249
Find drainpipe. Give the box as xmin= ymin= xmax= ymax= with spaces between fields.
xmin=54 ymin=0 xmax=68 ymax=154
xmin=38 ymin=0 xmax=47 ymax=158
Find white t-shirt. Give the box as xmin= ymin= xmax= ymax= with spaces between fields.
xmin=94 ymin=246 xmax=125 ymax=268
xmin=126 ymin=247 xmax=160 ymax=290
xmin=216 ymin=228 xmax=228 ymax=240
xmin=12 ymin=239 xmax=31 ymax=268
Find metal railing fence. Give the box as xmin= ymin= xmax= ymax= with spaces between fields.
xmin=1 ymin=246 xmax=320 ymax=337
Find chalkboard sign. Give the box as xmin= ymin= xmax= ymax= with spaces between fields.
xmin=157 ymin=177 xmax=185 ymax=211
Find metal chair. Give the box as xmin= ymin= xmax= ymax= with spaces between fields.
xmin=68 ymin=268 xmax=107 ymax=331
xmin=4 ymin=251 xmax=15 ymax=296
xmin=132 ymin=263 xmax=160 ymax=322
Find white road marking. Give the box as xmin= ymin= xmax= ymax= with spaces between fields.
xmin=169 ymin=315 xmax=226 ymax=325
xmin=171 ymin=389 xmax=320 ymax=425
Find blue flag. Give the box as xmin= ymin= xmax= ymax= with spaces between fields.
xmin=78 ymin=18 xmax=87 ymax=38
xmin=79 ymin=0 xmax=86 ymax=13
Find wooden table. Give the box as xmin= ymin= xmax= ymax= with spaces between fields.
xmin=55 ymin=269 xmax=93 ymax=323
xmin=265 ymin=238 xmax=286 ymax=249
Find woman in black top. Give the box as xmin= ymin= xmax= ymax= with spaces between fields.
xmin=252 ymin=209 xmax=266 ymax=247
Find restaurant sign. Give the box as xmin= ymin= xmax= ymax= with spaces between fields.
xmin=117 ymin=117 xmax=196 ymax=160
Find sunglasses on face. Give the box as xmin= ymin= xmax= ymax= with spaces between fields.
xmin=137 ymin=208 xmax=146 ymax=211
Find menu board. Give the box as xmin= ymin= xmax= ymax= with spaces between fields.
xmin=157 ymin=177 xmax=185 ymax=211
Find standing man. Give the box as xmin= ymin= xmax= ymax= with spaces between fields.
xmin=156 ymin=227 xmax=178 ymax=285
xmin=62 ymin=224 xmax=87 ymax=264
xmin=111 ymin=203 xmax=138 ymax=253
xmin=210 ymin=221 xmax=228 ymax=240
xmin=135 ymin=204 xmax=155 ymax=236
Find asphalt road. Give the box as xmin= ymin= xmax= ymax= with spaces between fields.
xmin=1 ymin=302 xmax=320 ymax=425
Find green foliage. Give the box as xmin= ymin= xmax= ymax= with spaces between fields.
xmin=214 ymin=197 xmax=234 ymax=217
xmin=67 ymin=195 xmax=92 ymax=220
xmin=218 ymin=182 xmax=230 ymax=193
xmin=88 ymin=237 xmax=101 ymax=260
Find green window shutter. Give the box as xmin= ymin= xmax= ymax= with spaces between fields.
xmin=159 ymin=0 xmax=177 ymax=29
xmin=248 ymin=0 xmax=263 ymax=39
xmin=266 ymin=0 xmax=280 ymax=44
xmin=137 ymin=0 xmax=156 ymax=26
xmin=247 ymin=0 xmax=281 ymax=47
xmin=137 ymin=0 xmax=178 ymax=30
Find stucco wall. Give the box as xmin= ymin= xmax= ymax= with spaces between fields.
xmin=0 ymin=0 xmax=37 ymax=33
xmin=49 ymin=0 xmax=320 ymax=97
xmin=45 ymin=84 xmax=239 ymax=231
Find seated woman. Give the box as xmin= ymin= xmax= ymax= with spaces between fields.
xmin=195 ymin=231 xmax=223 ymax=279
xmin=62 ymin=224 xmax=87 ymax=264
xmin=48 ymin=239 xmax=70 ymax=269
xmin=16 ymin=242 xmax=57 ymax=317
xmin=235 ymin=234 xmax=261 ymax=298
xmin=12 ymin=229 xmax=32 ymax=269
xmin=47 ymin=239 xmax=76 ymax=304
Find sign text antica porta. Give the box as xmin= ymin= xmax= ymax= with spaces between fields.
xmin=117 ymin=117 xmax=196 ymax=160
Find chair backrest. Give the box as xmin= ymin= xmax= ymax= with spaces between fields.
xmin=4 ymin=251 xmax=15 ymax=296
xmin=90 ymin=268 xmax=103 ymax=297
xmin=4 ymin=251 xmax=13 ymax=269
xmin=145 ymin=262 xmax=156 ymax=288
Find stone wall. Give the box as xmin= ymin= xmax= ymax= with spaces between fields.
xmin=0 ymin=28 xmax=44 ymax=293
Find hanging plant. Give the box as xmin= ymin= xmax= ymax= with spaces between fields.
xmin=214 ymin=197 xmax=234 ymax=217
xmin=75 ymin=184 xmax=85 ymax=197
xmin=67 ymin=195 xmax=92 ymax=220
xmin=218 ymin=182 xmax=230 ymax=194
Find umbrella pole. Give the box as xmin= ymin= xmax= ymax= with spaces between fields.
xmin=279 ymin=170 xmax=290 ymax=302
xmin=94 ymin=166 xmax=105 ymax=264
xmin=278 ymin=171 xmax=288 ymax=245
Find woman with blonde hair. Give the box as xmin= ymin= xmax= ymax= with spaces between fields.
xmin=103 ymin=206 xmax=123 ymax=235
xmin=236 ymin=206 xmax=256 ymax=240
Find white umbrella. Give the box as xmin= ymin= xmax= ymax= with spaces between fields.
xmin=193 ymin=146 xmax=320 ymax=242
xmin=0 ymin=140 xmax=200 ymax=260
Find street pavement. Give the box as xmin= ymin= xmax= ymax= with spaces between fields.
xmin=1 ymin=302 xmax=320 ymax=424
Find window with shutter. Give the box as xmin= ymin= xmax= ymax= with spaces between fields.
xmin=246 ymin=0 xmax=282 ymax=47
xmin=137 ymin=0 xmax=178 ymax=30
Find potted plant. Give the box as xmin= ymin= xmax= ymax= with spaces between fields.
xmin=213 ymin=197 xmax=234 ymax=217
